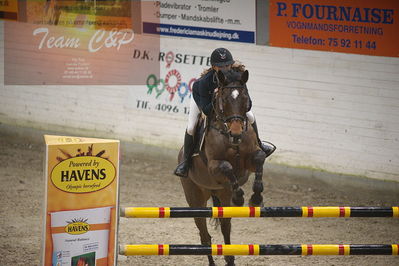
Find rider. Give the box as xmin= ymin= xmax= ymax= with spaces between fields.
xmin=174 ymin=48 xmax=275 ymax=177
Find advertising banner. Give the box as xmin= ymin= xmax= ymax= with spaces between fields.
xmin=126 ymin=46 xmax=211 ymax=117
xmin=269 ymin=0 xmax=399 ymax=57
xmin=43 ymin=135 xmax=119 ymax=266
xmin=0 ymin=0 xmax=18 ymax=20
xmin=142 ymin=0 xmax=256 ymax=43
xmin=4 ymin=1 xmax=160 ymax=85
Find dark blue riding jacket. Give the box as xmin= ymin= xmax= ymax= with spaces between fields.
xmin=192 ymin=69 xmax=252 ymax=116
xmin=192 ymin=70 xmax=217 ymax=116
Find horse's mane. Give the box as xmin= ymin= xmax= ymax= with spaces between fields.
xmin=200 ymin=61 xmax=246 ymax=77
xmin=221 ymin=69 xmax=245 ymax=85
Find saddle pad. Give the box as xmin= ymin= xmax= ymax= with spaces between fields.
xmin=192 ymin=116 xmax=207 ymax=157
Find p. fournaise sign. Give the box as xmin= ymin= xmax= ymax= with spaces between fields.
xmin=269 ymin=0 xmax=399 ymax=57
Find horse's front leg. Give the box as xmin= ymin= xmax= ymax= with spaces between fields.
xmin=249 ymin=150 xmax=266 ymax=207
xmin=208 ymin=160 xmax=244 ymax=206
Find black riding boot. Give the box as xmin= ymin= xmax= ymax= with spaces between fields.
xmin=174 ymin=131 xmax=194 ymax=177
xmin=252 ymin=121 xmax=276 ymax=158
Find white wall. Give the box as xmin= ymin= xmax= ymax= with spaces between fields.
xmin=1 ymin=22 xmax=398 ymax=182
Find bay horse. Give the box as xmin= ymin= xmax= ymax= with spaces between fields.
xmin=178 ymin=69 xmax=267 ymax=266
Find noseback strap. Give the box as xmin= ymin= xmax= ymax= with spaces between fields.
xmin=225 ymin=115 xmax=245 ymax=123
xmin=223 ymin=85 xmax=245 ymax=89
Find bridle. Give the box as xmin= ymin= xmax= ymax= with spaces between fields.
xmin=211 ymin=84 xmax=249 ymax=145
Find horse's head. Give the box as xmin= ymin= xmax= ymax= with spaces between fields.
xmin=213 ymin=69 xmax=250 ymax=141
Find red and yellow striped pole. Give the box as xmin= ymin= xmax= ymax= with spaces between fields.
xmin=211 ymin=244 xmax=260 ymax=256
xmin=211 ymin=207 xmax=261 ymax=218
xmin=122 ymin=207 xmax=172 ymax=218
xmin=119 ymin=244 xmax=399 ymax=256
xmin=121 ymin=245 xmax=171 ymax=255
xmin=301 ymin=207 xmax=351 ymax=217
xmin=301 ymin=244 xmax=350 ymax=255
xmin=121 ymin=206 xmax=399 ymax=218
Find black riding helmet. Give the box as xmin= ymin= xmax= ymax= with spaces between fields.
xmin=210 ymin=48 xmax=234 ymax=67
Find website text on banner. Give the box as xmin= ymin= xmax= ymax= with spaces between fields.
xmin=269 ymin=0 xmax=399 ymax=57
xmin=142 ymin=0 xmax=256 ymax=43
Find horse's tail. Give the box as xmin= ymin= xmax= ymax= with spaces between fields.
xmin=209 ymin=194 xmax=221 ymax=229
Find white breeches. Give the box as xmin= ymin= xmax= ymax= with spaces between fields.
xmin=186 ymin=97 xmax=256 ymax=136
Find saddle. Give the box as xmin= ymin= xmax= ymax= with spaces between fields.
xmin=192 ymin=115 xmax=207 ymax=157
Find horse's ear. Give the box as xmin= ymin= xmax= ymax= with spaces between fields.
xmin=217 ymin=70 xmax=226 ymax=86
xmin=241 ymin=70 xmax=249 ymax=84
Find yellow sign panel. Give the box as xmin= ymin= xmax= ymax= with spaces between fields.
xmin=43 ymin=135 xmax=119 ymax=266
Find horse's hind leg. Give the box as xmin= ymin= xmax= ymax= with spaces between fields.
xmin=180 ymin=178 xmax=215 ymax=266
xmin=220 ymin=218 xmax=235 ymax=266
xmin=249 ymin=150 xmax=266 ymax=207
xmin=215 ymin=191 xmax=235 ymax=266
xmin=194 ymin=217 xmax=215 ymax=266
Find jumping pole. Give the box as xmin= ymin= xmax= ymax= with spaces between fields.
xmin=119 ymin=244 xmax=399 ymax=256
xmin=121 ymin=206 xmax=399 ymax=218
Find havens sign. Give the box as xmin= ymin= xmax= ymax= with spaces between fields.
xmin=51 ymin=156 xmax=116 ymax=193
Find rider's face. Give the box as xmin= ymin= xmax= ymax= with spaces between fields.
xmin=213 ymin=64 xmax=232 ymax=72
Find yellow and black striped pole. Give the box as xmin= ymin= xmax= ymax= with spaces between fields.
xmin=119 ymin=244 xmax=399 ymax=256
xmin=121 ymin=206 xmax=399 ymax=218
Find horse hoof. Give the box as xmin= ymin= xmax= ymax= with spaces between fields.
xmin=225 ymin=255 xmax=235 ymax=266
xmin=249 ymin=200 xmax=264 ymax=207
xmin=232 ymin=196 xmax=245 ymax=206
xmin=252 ymin=180 xmax=264 ymax=194
xmin=235 ymin=187 xmax=244 ymax=197
xmin=232 ymin=188 xmax=245 ymax=206
xmin=208 ymin=256 xmax=216 ymax=266
xmin=249 ymin=194 xmax=264 ymax=207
